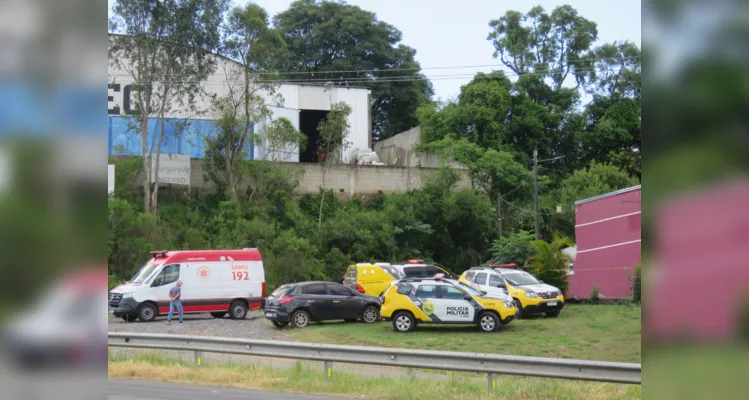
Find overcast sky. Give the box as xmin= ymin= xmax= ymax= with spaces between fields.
xmin=109 ymin=1 xmax=641 ymax=100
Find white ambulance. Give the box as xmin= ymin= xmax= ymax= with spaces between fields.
xmin=108 ymin=249 xmax=266 ymax=322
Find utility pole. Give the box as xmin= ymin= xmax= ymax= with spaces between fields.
xmin=496 ymin=190 xmax=502 ymax=239
xmin=533 ymin=149 xmax=540 ymax=241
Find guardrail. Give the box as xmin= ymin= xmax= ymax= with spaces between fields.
xmin=108 ymin=332 xmax=641 ymax=391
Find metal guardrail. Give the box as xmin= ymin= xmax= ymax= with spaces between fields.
xmin=108 ymin=332 xmax=641 ymax=391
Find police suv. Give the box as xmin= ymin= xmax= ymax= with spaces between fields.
xmin=380 ymin=275 xmax=516 ymax=333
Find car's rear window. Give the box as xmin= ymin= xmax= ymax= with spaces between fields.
xmin=346 ymin=267 xmax=358 ymax=279
xmin=395 ymin=283 xmax=414 ymax=295
xmin=403 ymin=266 xmax=444 ymax=278
xmin=270 ymin=285 xmax=293 ymax=297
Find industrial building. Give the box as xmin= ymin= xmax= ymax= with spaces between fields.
xmin=569 ymin=185 xmax=641 ymax=299
xmin=107 ymin=34 xmax=372 ymax=164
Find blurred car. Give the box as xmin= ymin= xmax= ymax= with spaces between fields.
xmin=344 ymin=259 xmax=457 ymax=297
xmin=460 ymin=265 xmax=565 ymax=318
xmin=264 ymin=281 xmax=381 ymax=328
xmin=0 ymin=268 xmax=107 ymax=371
xmin=380 ymin=275 xmax=516 ymax=333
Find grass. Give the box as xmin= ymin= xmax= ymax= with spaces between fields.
xmin=109 ymin=352 xmax=641 ymax=400
xmin=285 ymin=304 xmax=641 ymax=363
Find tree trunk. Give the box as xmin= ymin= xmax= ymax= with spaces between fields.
xmin=496 ymin=189 xmax=503 ymax=239
xmin=317 ymin=164 xmax=326 ymax=232
xmin=141 ymin=116 xmax=151 ymax=214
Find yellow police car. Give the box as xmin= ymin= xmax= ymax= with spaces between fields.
xmin=344 ymin=260 xmax=456 ymax=296
xmin=380 ymin=275 xmax=516 ymax=333
xmin=459 ymin=264 xmax=565 ymax=318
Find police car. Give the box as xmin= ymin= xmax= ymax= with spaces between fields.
xmin=459 ymin=265 xmax=565 ymax=318
xmin=380 ymin=274 xmax=516 ymax=333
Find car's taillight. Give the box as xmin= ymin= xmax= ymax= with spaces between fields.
xmin=278 ymin=296 xmax=292 ymax=305
xmin=355 ymin=283 xmax=365 ymax=294
xmin=261 ymin=282 xmax=266 ymax=298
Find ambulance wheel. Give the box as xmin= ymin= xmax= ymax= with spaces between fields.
xmin=291 ymin=310 xmax=311 ymax=328
xmin=137 ymin=303 xmax=157 ymax=322
xmin=121 ymin=315 xmax=137 ymax=322
xmin=392 ymin=312 xmax=415 ymax=333
xmin=210 ymin=312 xmax=227 ymax=319
xmin=272 ymin=320 xmax=289 ymax=328
xmin=229 ymin=301 xmax=248 ymax=320
xmin=478 ymin=312 xmax=499 ymax=333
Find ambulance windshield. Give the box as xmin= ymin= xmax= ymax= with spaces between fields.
xmin=131 ymin=263 xmax=160 ymax=284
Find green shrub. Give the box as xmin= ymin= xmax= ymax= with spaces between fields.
xmin=631 ymin=263 xmax=642 ymax=303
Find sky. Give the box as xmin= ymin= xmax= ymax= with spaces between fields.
xmin=239 ymin=0 xmax=642 ymax=101
xmin=108 ymin=0 xmax=642 ymax=100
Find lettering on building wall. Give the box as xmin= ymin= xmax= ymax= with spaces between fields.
xmin=108 ymin=83 xmax=153 ymax=116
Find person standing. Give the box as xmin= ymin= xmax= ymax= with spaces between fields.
xmin=166 ymin=280 xmax=183 ymax=324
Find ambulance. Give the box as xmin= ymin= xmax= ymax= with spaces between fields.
xmin=108 ymin=249 xmax=266 ymax=322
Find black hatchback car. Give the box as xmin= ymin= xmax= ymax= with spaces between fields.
xmin=264 ymin=281 xmax=381 ymax=328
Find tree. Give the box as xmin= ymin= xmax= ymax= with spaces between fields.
xmin=490 ymin=230 xmax=535 ymax=265
xmin=585 ymin=41 xmax=641 ymax=101
xmin=109 ymin=0 xmax=228 ymax=215
xmin=487 ymin=5 xmax=598 ymax=90
xmin=527 ymin=234 xmax=575 ymax=295
xmin=202 ymin=3 xmax=288 ymax=205
xmin=545 ymin=161 xmax=639 ymax=238
xmin=254 ymin=118 xmax=308 ymax=162
xmin=273 ymin=0 xmax=433 ymax=139
xmin=423 ymin=137 xmax=531 ymax=238
xmin=316 ymin=102 xmax=352 ymax=231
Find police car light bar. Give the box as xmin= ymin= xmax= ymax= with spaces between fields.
xmin=433 ymin=273 xmax=446 ymax=280
xmin=408 ymin=259 xmax=424 ymax=264
xmin=490 ymin=263 xmax=517 ymax=268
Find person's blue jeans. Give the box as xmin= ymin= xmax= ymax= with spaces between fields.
xmin=167 ymin=300 xmax=183 ymax=323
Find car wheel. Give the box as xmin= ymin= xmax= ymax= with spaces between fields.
xmin=478 ymin=312 xmax=499 ymax=333
xmin=513 ymin=299 xmax=524 ymax=319
xmin=362 ymin=306 xmax=379 ymax=324
xmin=291 ymin=310 xmax=310 ymax=328
xmin=546 ymin=311 xmax=560 ymax=318
xmin=229 ymin=301 xmax=248 ymax=320
xmin=137 ymin=303 xmax=157 ymax=322
xmin=392 ymin=312 xmax=415 ymax=333
xmin=210 ymin=312 xmax=227 ymax=319
xmin=121 ymin=315 xmax=137 ymax=322
xmin=272 ymin=320 xmax=289 ymax=328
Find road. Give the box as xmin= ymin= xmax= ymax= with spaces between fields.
xmin=109 ymin=379 xmax=343 ymax=400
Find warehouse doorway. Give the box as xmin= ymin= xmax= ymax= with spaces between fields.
xmin=299 ymin=110 xmax=328 ymax=163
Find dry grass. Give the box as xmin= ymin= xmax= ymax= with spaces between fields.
xmin=109 ymin=353 xmax=641 ymax=400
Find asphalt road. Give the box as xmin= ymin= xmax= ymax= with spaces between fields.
xmin=109 ymin=379 xmax=344 ymax=400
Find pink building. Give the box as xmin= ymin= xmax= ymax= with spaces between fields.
xmin=569 ymin=185 xmax=641 ymax=299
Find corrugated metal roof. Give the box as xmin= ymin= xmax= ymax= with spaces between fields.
xmin=574 ymin=185 xmax=641 ymax=206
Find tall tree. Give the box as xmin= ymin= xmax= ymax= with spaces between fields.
xmin=204 ymin=3 xmax=288 ymax=205
xmin=316 ymin=102 xmax=352 ymax=231
xmin=109 ymin=0 xmax=228 ymax=215
xmin=487 ymin=5 xmax=598 ymax=90
xmin=273 ymin=0 xmax=433 ymax=139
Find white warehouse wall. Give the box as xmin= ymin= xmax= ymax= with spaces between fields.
xmin=108 ymin=34 xmax=371 ymax=163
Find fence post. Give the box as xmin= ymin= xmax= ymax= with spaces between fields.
xmin=194 ymin=351 xmax=203 ymax=368
xmin=488 ymin=373 xmax=497 ymax=392
xmin=324 ymin=360 xmax=333 ymax=379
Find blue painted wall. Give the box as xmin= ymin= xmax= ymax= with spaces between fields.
xmin=107 ymin=116 xmax=253 ymax=159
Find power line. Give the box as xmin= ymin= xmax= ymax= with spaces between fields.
xmin=108 ymin=63 xmax=636 ymax=85
xmin=106 ymin=55 xmax=641 ymax=78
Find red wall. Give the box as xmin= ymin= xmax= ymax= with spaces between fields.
xmin=569 ymin=188 xmax=641 ymax=298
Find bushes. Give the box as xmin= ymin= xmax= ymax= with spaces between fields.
xmin=631 ymin=263 xmax=642 ymax=303
xmin=527 ymin=234 xmax=574 ymax=295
